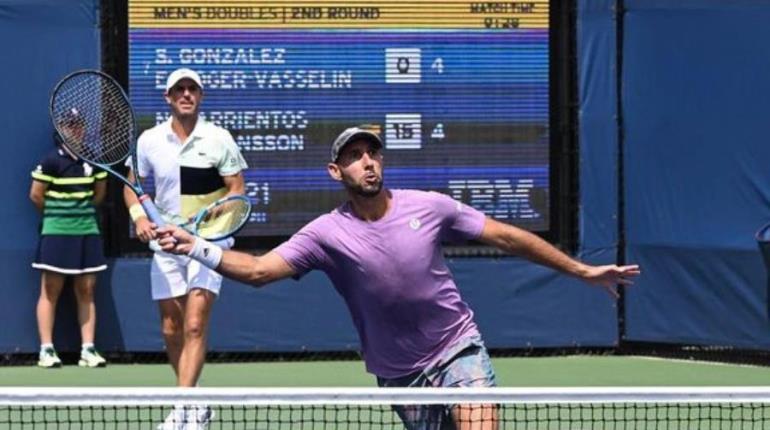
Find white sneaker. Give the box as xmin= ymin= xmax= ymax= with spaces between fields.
xmin=78 ymin=347 xmax=107 ymax=368
xmin=184 ymin=405 xmax=214 ymax=430
xmin=37 ymin=347 xmax=62 ymax=368
xmin=157 ymin=405 xmax=186 ymax=430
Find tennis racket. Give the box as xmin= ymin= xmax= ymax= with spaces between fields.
xmin=158 ymin=195 xmax=252 ymax=241
xmin=49 ymin=69 xmax=165 ymax=226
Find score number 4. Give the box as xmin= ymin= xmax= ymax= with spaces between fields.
xmin=430 ymin=57 xmax=445 ymax=139
xmin=431 ymin=58 xmax=444 ymax=74
xmin=431 ymin=124 xmax=445 ymax=139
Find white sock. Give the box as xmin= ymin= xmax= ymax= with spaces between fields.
xmin=40 ymin=343 xmax=53 ymax=352
xmin=81 ymin=343 xmax=94 ymax=351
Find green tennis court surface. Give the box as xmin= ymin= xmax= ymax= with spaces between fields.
xmin=3 ymin=357 xmax=770 ymax=429
xmin=2 ymin=356 xmax=770 ymax=387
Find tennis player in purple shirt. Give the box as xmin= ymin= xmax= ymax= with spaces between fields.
xmin=157 ymin=126 xmax=641 ymax=429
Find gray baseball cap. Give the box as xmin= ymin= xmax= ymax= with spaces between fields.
xmin=330 ymin=126 xmax=383 ymax=162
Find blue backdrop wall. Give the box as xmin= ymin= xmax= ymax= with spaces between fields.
xmin=0 ymin=0 xmax=101 ymax=353
xmin=7 ymin=0 xmax=767 ymax=358
xmin=621 ymin=0 xmax=770 ymax=347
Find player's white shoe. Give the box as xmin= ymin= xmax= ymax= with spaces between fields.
xmin=78 ymin=347 xmax=107 ymax=368
xmin=37 ymin=347 xmax=62 ymax=368
xmin=157 ymin=405 xmax=186 ymax=430
xmin=157 ymin=405 xmax=214 ymax=430
xmin=184 ymin=405 xmax=214 ymax=429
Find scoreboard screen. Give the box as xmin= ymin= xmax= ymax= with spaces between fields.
xmin=128 ymin=1 xmax=550 ymax=237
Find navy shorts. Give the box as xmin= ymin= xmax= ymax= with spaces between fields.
xmin=32 ymin=235 xmax=107 ymax=275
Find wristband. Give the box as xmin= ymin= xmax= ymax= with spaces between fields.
xmin=128 ymin=203 xmax=147 ymax=222
xmin=188 ymin=237 xmax=223 ymax=270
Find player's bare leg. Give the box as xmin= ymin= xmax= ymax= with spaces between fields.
xmin=177 ymin=288 xmax=215 ymax=387
xmin=453 ymin=404 xmax=499 ymax=430
xmin=72 ymin=273 xmax=97 ymax=344
xmin=158 ymin=297 xmax=185 ymax=377
xmin=37 ymin=271 xmax=66 ymax=345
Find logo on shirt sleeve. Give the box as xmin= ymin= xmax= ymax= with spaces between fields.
xmin=409 ymin=218 xmax=422 ymax=230
xmin=82 ymin=162 xmax=93 ymax=177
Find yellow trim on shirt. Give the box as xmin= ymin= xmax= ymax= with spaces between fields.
xmin=31 ymin=171 xmax=54 ymax=183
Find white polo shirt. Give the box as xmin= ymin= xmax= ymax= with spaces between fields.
xmin=134 ymin=117 xmax=247 ymax=218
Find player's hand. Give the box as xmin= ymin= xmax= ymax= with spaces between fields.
xmin=156 ymin=224 xmax=195 ymax=255
xmin=580 ymin=264 xmax=641 ymax=298
xmin=134 ymin=217 xmax=156 ymax=242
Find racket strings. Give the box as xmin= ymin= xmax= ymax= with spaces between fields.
xmin=51 ymin=73 xmax=135 ymax=165
xmin=196 ymin=199 xmax=252 ymax=240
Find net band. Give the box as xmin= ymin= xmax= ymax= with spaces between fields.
xmin=4 ymin=387 xmax=770 ymax=429
xmin=4 ymin=387 xmax=770 ymax=406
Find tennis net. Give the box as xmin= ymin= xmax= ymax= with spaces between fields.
xmin=2 ymin=386 xmax=770 ymax=429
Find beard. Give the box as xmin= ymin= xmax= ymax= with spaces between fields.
xmin=344 ymin=174 xmax=383 ymax=198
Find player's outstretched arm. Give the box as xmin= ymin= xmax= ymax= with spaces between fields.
xmin=477 ymin=218 xmax=640 ymax=297
xmin=156 ymin=225 xmax=296 ymax=287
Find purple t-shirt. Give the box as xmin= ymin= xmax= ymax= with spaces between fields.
xmin=274 ymin=189 xmax=487 ymax=378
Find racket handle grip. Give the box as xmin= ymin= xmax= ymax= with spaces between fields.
xmin=139 ymin=196 xmax=166 ymax=227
